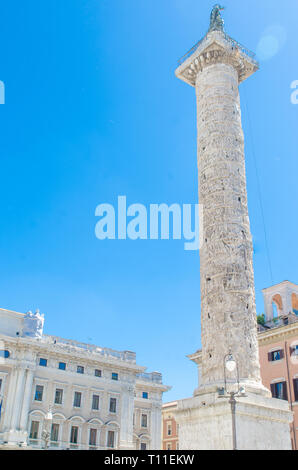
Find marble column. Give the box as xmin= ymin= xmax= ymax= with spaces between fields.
xmin=150 ymin=402 xmax=162 ymax=450
xmin=118 ymin=384 xmax=135 ymax=449
xmin=19 ymin=368 xmax=34 ymax=432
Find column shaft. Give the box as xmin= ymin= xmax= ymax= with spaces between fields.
xmin=196 ymin=63 xmax=261 ymax=385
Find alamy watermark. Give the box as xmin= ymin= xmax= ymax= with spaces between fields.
xmin=95 ymin=196 xmax=203 ymax=251
xmin=291 ymin=80 xmax=298 ymax=104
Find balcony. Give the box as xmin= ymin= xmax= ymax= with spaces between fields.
xmin=137 ymin=372 xmax=163 ymax=384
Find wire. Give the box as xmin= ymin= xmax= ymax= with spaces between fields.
xmin=242 ymin=87 xmax=274 ymax=286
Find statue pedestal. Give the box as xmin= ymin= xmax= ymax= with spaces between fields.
xmin=1 ymin=430 xmax=28 ymax=448
xmin=174 ymin=387 xmax=293 ymax=450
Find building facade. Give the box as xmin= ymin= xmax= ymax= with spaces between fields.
xmin=258 ymin=281 xmax=298 ymax=450
xmin=162 ymin=281 xmax=298 ymax=450
xmin=161 ymin=402 xmax=179 ymax=450
xmin=0 ymin=308 xmax=170 ymax=450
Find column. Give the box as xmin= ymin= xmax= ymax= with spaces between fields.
xmin=19 ymin=368 xmax=34 ymax=432
xmin=2 ymin=367 xmax=18 ymax=431
xmin=10 ymin=367 xmax=26 ymax=430
xmin=195 ymin=61 xmax=261 ymax=386
xmin=118 ymin=385 xmax=135 ymax=449
xmin=150 ymin=402 xmax=162 ymax=450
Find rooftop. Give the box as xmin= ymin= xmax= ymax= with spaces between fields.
xmin=41 ymin=334 xmax=137 ymax=364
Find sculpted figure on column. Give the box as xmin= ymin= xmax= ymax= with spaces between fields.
xmin=209 ymin=5 xmax=225 ymax=32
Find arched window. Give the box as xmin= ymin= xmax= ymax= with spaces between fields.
xmin=272 ymin=294 xmax=283 ymax=318
xmin=292 ymin=293 xmax=298 ymax=315
xmin=272 ymin=302 xmax=278 ymax=319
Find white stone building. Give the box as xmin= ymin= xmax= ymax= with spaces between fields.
xmin=0 ymin=308 xmax=170 ymax=450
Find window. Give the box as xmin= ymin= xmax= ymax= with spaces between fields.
xmin=89 ymin=428 xmax=97 ymax=446
xmin=39 ymin=358 xmax=47 ymax=367
xmin=0 ymin=350 xmax=10 ymax=359
xmin=73 ymin=391 xmax=82 ymax=408
xmin=167 ymin=423 xmax=172 ymax=436
xmin=167 ymin=444 xmax=172 ymax=450
xmin=58 ymin=362 xmax=66 ymax=371
xmin=294 ymin=379 xmax=298 ymax=402
xmin=112 ymin=372 xmax=118 ymax=381
xmin=140 ymin=443 xmax=147 ymax=450
xmin=51 ymin=423 xmax=59 ymax=442
xmin=107 ymin=430 xmax=115 ymax=448
xmin=95 ymin=369 xmax=102 ymax=377
xmin=70 ymin=426 xmax=79 ymax=444
xmin=268 ymin=350 xmax=284 ymax=362
xmin=77 ymin=365 xmax=84 ymax=374
xmin=34 ymin=385 xmax=44 ymax=402
xmin=271 ymin=381 xmax=288 ymax=400
xmin=0 ymin=378 xmax=2 ymax=393
xmin=109 ymin=397 xmax=117 ymax=413
xmin=54 ymin=388 xmax=63 ymax=405
xmin=92 ymin=394 xmax=100 ymax=410
xmin=29 ymin=421 xmax=39 ymax=439
xmin=141 ymin=414 xmax=148 ymax=428
xmin=142 ymin=392 xmax=148 ymax=399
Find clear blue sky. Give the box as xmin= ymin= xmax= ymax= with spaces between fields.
xmin=0 ymin=0 xmax=297 ymax=402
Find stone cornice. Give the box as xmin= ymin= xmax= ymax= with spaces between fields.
xmin=0 ymin=334 xmax=146 ymax=374
xmin=258 ymin=321 xmax=298 ymax=345
xmin=175 ymin=31 xmax=258 ymax=87
xmin=262 ymin=280 xmax=298 ymax=293
xmin=135 ymin=379 xmax=171 ymax=393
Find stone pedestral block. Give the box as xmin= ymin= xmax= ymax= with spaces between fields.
xmin=174 ymin=390 xmax=293 ymax=450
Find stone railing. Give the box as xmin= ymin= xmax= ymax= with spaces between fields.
xmin=177 ymin=31 xmax=257 ymax=66
xmin=137 ymin=372 xmax=163 ymax=384
xmin=42 ymin=335 xmax=136 ymax=363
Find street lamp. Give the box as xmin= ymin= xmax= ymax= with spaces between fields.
xmin=218 ymin=350 xmax=246 ymax=450
xmin=42 ymin=408 xmax=53 ymax=450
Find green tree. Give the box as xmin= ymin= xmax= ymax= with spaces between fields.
xmin=257 ymin=314 xmax=265 ymax=326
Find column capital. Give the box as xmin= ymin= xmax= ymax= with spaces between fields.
xmin=175 ymin=30 xmax=258 ymax=87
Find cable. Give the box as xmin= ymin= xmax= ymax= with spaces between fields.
xmin=242 ymin=87 xmax=274 ymax=286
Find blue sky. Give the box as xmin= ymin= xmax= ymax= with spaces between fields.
xmin=0 ymin=0 xmax=297 ymax=402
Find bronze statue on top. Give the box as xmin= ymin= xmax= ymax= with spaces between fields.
xmin=208 ymin=4 xmax=225 ymax=32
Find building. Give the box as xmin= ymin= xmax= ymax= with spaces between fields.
xmin=258 ymin=281 xmax=298 ymax=450
xmin=0 ymin=308 xmax=170 ymax=450
xmin=172 ymin=5 xmax=291 ymax=449
xmin=162 ymin=281 xmax=298 ymax=450
xmin=161 ymin=402 xmax=179 ymax=450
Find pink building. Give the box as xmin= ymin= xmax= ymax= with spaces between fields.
xmin=258 ymin=281 xmax=298 ymax=450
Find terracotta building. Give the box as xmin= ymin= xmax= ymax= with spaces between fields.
xmin=258 ymin=281 xmax=298 ymax=450
xmin=161 ymin=401 xmax=179 ymax=450
xmin=162 ymin=281 xmax=298 ymax=450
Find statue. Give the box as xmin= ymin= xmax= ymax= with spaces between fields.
xmin=209 ymin=4 xmax=225 ymax=32
xmin=23 ymin=309 xmax=44 ymax=339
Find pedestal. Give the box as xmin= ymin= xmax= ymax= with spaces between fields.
xmin=174 ymin=388 xmax=293 ymax=450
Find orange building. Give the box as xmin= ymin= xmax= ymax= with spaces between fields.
xmin=258 ymin=281 xmax=298 ymax=450
xmin=162 ymin=281 xmax=298 ymax=450
xmin=161 ymin=402 xmax=179 ymax=450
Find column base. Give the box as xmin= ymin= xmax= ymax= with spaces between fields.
xmin=174 ymin=389 xmax=293 ymax=450
xmin=118 ymin=441 xmax=135 ymax=450
xmin=0 ymin=430 xmax=28 ymax=448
